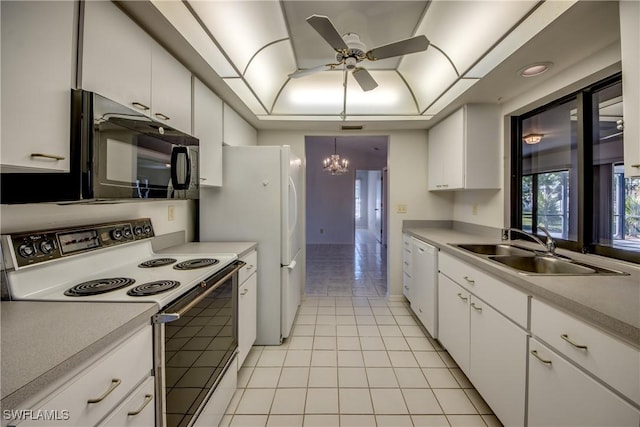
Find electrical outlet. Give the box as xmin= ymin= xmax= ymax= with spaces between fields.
xmin=472 ymin=204 xmax=478 ymax=216
xmin=397 ymin=204 xmax=407 ymax=214
xmin=168 ymin=205 xmax=175 ymax=221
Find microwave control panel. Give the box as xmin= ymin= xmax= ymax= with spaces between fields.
xmin=2 ymin=218 xmax=154 ymax=269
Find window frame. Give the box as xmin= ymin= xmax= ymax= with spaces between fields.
xmin=510 ymin=73 xmax=639 ymax=264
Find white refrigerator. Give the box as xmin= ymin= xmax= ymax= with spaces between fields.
xmin=199 ymin=145 xmax=303 ymax=345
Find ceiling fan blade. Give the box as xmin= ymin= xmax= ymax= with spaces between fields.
xmin=366 ymin=35 xmax=429 ymax=61
xmin=288 ymin=63 xmax=338 ymax=78
xmin=306 ymin=14 xmax=348 ymax=51
xmin=352 ymin=68 xmax=378 ymax=92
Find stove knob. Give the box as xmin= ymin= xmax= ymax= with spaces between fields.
xmin=143 ymin=225 xmax=152 ymax=235
xmin=39 ymin=240 xmax=56 ymax=254
xmin=111 ymin=229 xmax=123 ymax=241
xmin=18 ymin=243 xmax=37 ymax=258
xmin=122 ymin=228 xmax=133 ymax=239
xmin=134 ymin=226 xmax=144 ymax=236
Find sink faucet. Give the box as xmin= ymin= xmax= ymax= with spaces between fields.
xmin=503 ymin=226 xmax=557 ymax=256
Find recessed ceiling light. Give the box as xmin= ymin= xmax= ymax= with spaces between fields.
xmin=519 ymin=62 xmax=553 ymax=77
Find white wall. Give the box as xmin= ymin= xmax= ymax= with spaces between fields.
xmin=451 ymin=41 xmax=621 ymax=229
xmin=0 ymin=200 xmax=196 ymax=241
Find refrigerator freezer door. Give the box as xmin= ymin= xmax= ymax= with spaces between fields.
xmin=281 ymin=147 xmax=303 ymax=265
xmin=281 ymin=249 xmax=302 ymax=339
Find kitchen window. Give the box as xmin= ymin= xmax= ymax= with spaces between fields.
xmin=511 ymin=74 xmax=640 ymax=263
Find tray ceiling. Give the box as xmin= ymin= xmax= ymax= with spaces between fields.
xmin=150 ymin=1 xmax=582 ymax=124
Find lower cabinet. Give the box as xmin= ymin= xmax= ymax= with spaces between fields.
xmin=237 ymin=250 xmax=258 ymax=368
xmin=528 ymin=338 xmax=640 ymax=426
xmin=468 ymin=296 xmax=527 ymax=427
xmin=438 ymin=274 xmax=470 ymax=373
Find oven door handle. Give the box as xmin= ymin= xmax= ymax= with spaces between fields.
xmin=152 ymin=261 xmax=245 ymax=324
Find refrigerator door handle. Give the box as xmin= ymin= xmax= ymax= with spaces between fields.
xmin=283 ymin=260 xmax=297 ymax=270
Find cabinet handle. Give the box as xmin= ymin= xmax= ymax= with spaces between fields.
xmin=240 ymin=288 xmax=249 ymax=296
xmin=30 ymin=153 xmax=65 ymax=161
xmin=246 ymin=264 xmax=254 ymax=271
xmin=131 ymin=102 xmax=150 ymax=111
xmin=463 ymin=276 xmax=475 ymax=284
xmin=456 ymin=293 xmax=468 ymax=302
xmin=560 ymin=334 xmax=588 ymax=350
xmin=470 ymin=302 xmax=482 ymax=312
xmin=631 ymin=164 xmax=640 ymax=168
xmin=530 ymin=350 xmax=552 ymax=365
xmin=87 ymin=378 xmax=121 ymax=404
xmin=155 ymin=112 xmax=171 ymax=121
xmin=127 ymin=394 xmax=153 ymax=416
xmin=200 ymin=177 xmax=207 ymax=181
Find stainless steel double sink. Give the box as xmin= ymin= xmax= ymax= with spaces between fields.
xmin=452 ymin=243 xmax=627 ymax=276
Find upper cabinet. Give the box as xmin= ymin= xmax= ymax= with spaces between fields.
xmin=620 ymin=1 xmax=640 ymax=178
xmin=223 ymin=104 xmax=257 ymax=146
xmin=193 ymin=78 xmax=223 ymax=187
xmin=1 ymin=0 xmax=76 ymax=173
xmin=81 ymin=1 xmax=191 ymax=134
xmin=428 ymin=104 xmax=500 ymax=191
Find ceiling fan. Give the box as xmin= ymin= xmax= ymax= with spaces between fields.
xmin=288 ymin=14 xmax=430 ymax=91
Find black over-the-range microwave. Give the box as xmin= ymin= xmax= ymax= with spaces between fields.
xmin=1 ymin=90 xmax=199 ymax=204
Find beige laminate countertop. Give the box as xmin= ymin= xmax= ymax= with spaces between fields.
xmin=157 ymin=241 xmax=257 ymax=259
xmin=0 ymin=301 xmax=156 ymax=411
xmin=404 ymin=227 xmax=640 ymax=350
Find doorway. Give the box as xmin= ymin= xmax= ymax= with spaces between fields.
xmin=355 ymin=169 xmax=386 ymax=246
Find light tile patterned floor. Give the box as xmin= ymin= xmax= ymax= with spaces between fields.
xmin=221 ymin=230 xmax=503 ymax=427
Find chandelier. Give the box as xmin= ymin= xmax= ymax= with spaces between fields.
xmin=323 ymin=138 xmax=349 ymax=175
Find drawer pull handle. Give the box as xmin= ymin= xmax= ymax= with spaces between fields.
xmin=470 ymin=302 xmax=482 ymax=312
xmin=131 ymin=102 xmax=150 ymax=111
xmin=530 ymin=350 xmax=552 ymax=365
xmin=155 ymin=112 xmax=171 ymax=121
xmin=87 ymin=379 xmax=121 ymax=404
xmin=246 ymin=264 xmax=254 ymax=270
xmin=127 ymin=394 xmax=153 ymax=416
xmin=30 ymin=153 xmax=65 ymax=161
xmin=463 ymin=276 xmax=475 ymax=284
xmin=240 ymin=288 xmax=249 ymax=296
xmin=631 ymin=164 xmax=640 ymax=168
xmin=561 ymin=334 xmax=588 ymax=350
xmin=456 ymin=293 xmax=468 ymax=302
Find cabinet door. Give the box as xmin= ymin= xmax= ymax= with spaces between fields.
xmin=237 ymin=273 xmax=257 ymax=368
xmin=193 ymin=78 xmax=223 ymax=187
xmin=427 ymin=108 xmax=464 ymax=190
xmin=99 ymin=377 xmax=155 ymax=427
xmin=437 ymin=273 xmax=470 ymax=373
xmin=620 ymin=0 xmax=640 ymax=177
xmin=469 ymin=296 xmax=526 ymax=427
xmin=81 ymin=0 xmax=152 ymax=113
xmin=411 ymin=239 xmax=438 ymax=338
xmin=151 ymin=42 xmax=192 ymax=134
xmin=528 ymin=338 xmax=640 ymax=427
xmin=1 ymin=0 xmax=75 ymax=172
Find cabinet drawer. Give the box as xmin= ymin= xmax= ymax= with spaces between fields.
xmin=531 ymin=299 xmax=639 ymax=405
xmin=20 ymin=326 xmax=152 ymax=426
xmin=239 ymin=250 xmax=257 ymax=284
xmin=99 ymin=376 xmax=155 ymax=427
xmin=439 ymin=252 xmax=528 ymax=327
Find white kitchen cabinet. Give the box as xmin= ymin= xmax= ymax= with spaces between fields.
xmin=528 ymin=338 xmax=640 ymax=427
xmin=81 ymin=1 xmax=192 ymax=134
xmin=469 ymin=295 xmax=527 ymax=427
xmin=620 ymin=0 xmax=640 ymax=177
xmin=437 ymin=273 xmax=470 ymax=373
xmin=427 ymin=104 xmax=500 ymax=190
xmin=223 ymin=104 xmax=257 ymax=146
xmin=237 ymin=250 xmax=258 ymax=369
xmin=402 ymin=234 xmax=413 ymax=301
xmin=81 ymin=0 xmax=151 ymax=116
xmin=1 ymin=0 xmax=76 ymax=173
xmin=410 ymin=238 xmax=438 ymax=338
xmin=531 ymin=298 xmax=639 ymax=407
xmin=193 ymin=78 xmax=223 ymax=187
xmin=99 ymin=377 xmax=155 ymax=427
xmin=16 ymin=326 xmax=153 ymax=426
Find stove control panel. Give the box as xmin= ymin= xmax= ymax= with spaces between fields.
xmin=2 ymin=218 xmax=154 ymax=269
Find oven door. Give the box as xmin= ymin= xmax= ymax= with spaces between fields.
xmin=153 ymin=260 xmax=244 ymax=427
